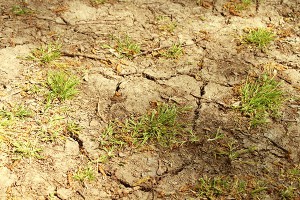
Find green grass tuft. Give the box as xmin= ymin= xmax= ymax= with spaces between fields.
xmin=12 ymin=5 xmax=32 ymax=15
xmin=73 ymin=166 xmax=96 ymax=182
xmin=157 ymin=15 xmax=177 ymax=32
xmin=125 ymin=103 xmax=191 ymax=146
xmin=240 ymin=74 xmax=285 ymax=126
xmin=161 ymin=43 xmax=183 ymax=59
xmin=47 ymin=71 xmax=80 ymax=102
xmin=235 ymin=0 xmax=253 ymax=10
xmin=13 ymin=141 xmax=43 ymax=159
xmin=66 ymin=122 xmax=82 ymax=136
xmin=281 ymin=186 xmax=296 ymax=199
xmin=115 ymin=35 xmax=141 ymax=58
xmin=0 ymin=105 xmax=32 ymax=120
xmin=99 ymin=103 xmax=193 ymax=149
xmin=244 ymin=28 xmax=276 ymax=49
xmin=27 ymin=43 xmax=62 ymax=63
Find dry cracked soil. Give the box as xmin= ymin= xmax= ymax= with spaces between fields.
xmin=0 ymin=0 xmax=300 ymax=199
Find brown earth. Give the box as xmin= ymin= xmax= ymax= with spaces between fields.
xmin=0 ymin=0 xmax=300 ymax=199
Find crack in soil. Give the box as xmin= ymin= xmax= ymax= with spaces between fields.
xmin=264 ymin=135 xmax=290 ymax=159
xmin=142 ymin=72 xmax=157 ymax=81
xmin=65 ymin=131 xmax=92 ymax=161
xmin=255 ymin=0 xmax=260 ymax=12
xmin=192 ymin=81 xmax=208 ymax=131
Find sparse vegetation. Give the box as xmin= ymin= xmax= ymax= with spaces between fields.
xmin=125 ymin=103 xmax=192 ymax=146
xmin=196 ymin=176 xmax=250 ymax=199
xmin=98 ymin=103 xmax=193 ymax=151
xmin=13 ymin=141 xmax=43 ymax=159
xmin=244 ymin=28 xmax=276 ymax=49
xmin=99 ymin=122 xmax=126 ymax=147
xmin=240 ymin=74 xmax=285 ymax=126
xmin=157 ymin=15 xmax=177 ymax=32
xmin=207 ymin=128 xmax=224 ymax=142
xmin=66 ymin=121 xmax=82 ymax=136
xmin=27 ymin=43 xmax=62 ymax=63
xmin=281 ymin=186 xmax=296 ymax=199
xmin=160 ymin=43 xmax=183 ymax=59
xmin=0 ymin=105 xmax=32 ymax=120
xmin=197 ymin=176 xmax=229 ymax=198
xmin=217 ymin=140 xmax=256 ymax=160
xmin=224 ymin=0 xmax=253 ymax=14
xmin=73 ymin=165 xmax=96 ymax=182
xmin=114 ymin=35 xmax=141 ymax=58
xmin=46 ymin=71 xmax=80 ymax=102
xmin=195 ymin=176 xmax=283 ymax=199
xmin=250 ymin=180 xmax=268 ymax=197
xmin=195 ymin=173 xmax=300 ymax=199
xmin=236 ymin=0 xmax=252 ymax=10
xmin=12 ymin=5 xmax=32 ymax=15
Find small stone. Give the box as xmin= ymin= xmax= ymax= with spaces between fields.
xmin=57 ymin=188 xmax=73 ymax=200
xmin=118 ymin=152 xmax=127 ymax=157
xmin=232 ymin=101 xmax=241 ymax=107
xmin=64 ymin=139 xmax=80 ymax=156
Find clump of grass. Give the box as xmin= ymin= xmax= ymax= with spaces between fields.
xmin=0 ymin=117 xmax=13 ymax=127
xmin=12 ymin=5 xmax=32 ymax=15
xmin=14 ymin=105 xmax=32 ymax=119
xmin=0 ymin=109 xmax=14 ymax=120
xmin=157 ymin=15 xmax=177 ymax=32
xmin=0 ymin=105 xmax=32 ymax=120
xmin=124 ymin=103 xmax=192 ymax=146
xmin=13 ymin=141 xmax=43 ymax=159
xmin=241 ymin=0 xmax=252 ymax=5
xmin=281 ymin=186 xmax=296 ymax=199
xmin=244 ymin=28 xmax=276 ymax=49
xmin=216 ymin=140 xmax=256 ymax=161
xmin=115 ymin=35 xmax=141 ymax=58
xmin=66 ymin=122 xmax=82 ymax=136
xmin=98 ymin=103 xmax=193 ymax=150
xmin=235 ymin=0 xmax=252 ymax=10
xmin=27 ymin=43 xmax=62 ymax=63
xmin=97 ymin=123 xmax=127 ymax=163
xmin=99 ymin=123 xmax=126 ymax=147
xmin=46 ymin=71 xmax=80 ymax=102
xmin=224 ymin=0 xmax=253 ymax=14
xmin=288 ymin=168 xmax=300 ymax=176
xmin=160 ymin=43 xmax=183 ymax=59
xmin=73 ymin=166 xmax=96 ymax=182
xmin=197 ymin=176 xmax=229 ymax=198
xmin=196 ymin=176 xmax=250 ymax=198
xmin=195 ymin=176 xmax=272 ymax=199
xmin=250 ymin=180 xmax=268 ymax=197
xmin=240 ymin=74 xmax=285 ymax=126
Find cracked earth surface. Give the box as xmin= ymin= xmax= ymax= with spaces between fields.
xmin=0 ymin=0 xmax=300 ymax=199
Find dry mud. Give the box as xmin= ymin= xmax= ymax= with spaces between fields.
xmin=0 ymin=0 xmax=300 ymax=199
